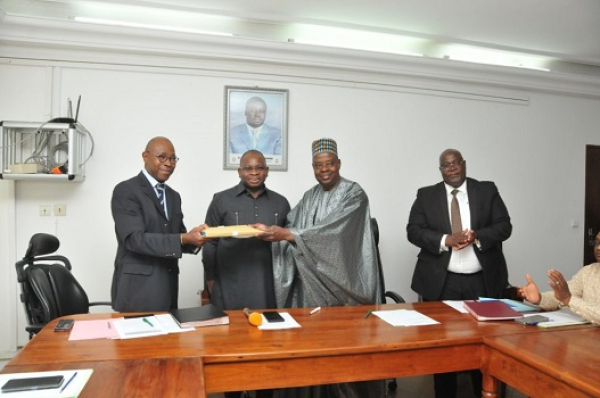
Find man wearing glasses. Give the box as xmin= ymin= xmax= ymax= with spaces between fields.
xmin=111 ymin=136 xmax=209 ymax=312
xmin=407 ymin=148 xmax=512 ymax=398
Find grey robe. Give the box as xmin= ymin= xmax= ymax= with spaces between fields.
xmin=272 ymin=178 xmax=385 ymax=398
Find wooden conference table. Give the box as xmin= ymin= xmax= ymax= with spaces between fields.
xmin=2 ymin=302 xmax=597 ymax=397
xmin=483 ymin=328 xmax=600 ymax=397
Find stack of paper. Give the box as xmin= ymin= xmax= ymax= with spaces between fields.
xmin=112 ymin=315 xmax=167 ymax=339
xmin=536 ymin=309 xmax=590 ymax=328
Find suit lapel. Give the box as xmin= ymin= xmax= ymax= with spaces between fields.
xmin=164 ymin=185 xmax=174 ymax=221
xmin=467 ymin=178 xmax=478 ymax=229
xmin=436 ymin=182 xmax=452 ymax=233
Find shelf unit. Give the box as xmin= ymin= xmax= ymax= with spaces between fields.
xmin=0 ymin=121 xmax=88 ymax=181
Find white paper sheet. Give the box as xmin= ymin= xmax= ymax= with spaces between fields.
xmin=154 ymin=314 xmax=195 ymax=333
xmin=112 ymin=316 xmax=167 ymax=339
xmin=443 ymin=300 xmax=469 ymax=313
xmin=257 ymin=312 xmax=301 ymax=330
xmin=373 ymin=309 xmax=440 ymax=326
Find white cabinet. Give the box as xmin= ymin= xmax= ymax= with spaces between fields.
xmin=0 ymin=121 xmax=89 ymax=181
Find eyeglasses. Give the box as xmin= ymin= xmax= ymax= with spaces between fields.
xmin=149 ymin=153 xmax=179 ymax=164
xmin=240 ymin=165 xmax=267 ymax=173
xmin=439 ymin=160 xmax=465 ymax=171
xmin=312 ymin=161 xmax=338 ymax=170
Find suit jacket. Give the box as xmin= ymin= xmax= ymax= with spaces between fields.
xmin=407 ymin=177 xmax=512 ymax=300
xmin=229 ymin=123 xmax=282 ymax=155
xmin=111 ymin=172 xmax=197 ymax=312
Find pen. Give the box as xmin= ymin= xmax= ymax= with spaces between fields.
xmin=310 ymin=307 xmax=321 ymax=315
xmin=60 ymin=371 xmax=77 ymax=393
xmin=142 ymin=317 xmax=154 ymax=327
xmin=364 ymin=310 xmax=372 ymax=318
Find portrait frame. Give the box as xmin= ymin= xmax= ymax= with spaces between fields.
xmin=223 ymin=86 xmax=289 ymax=171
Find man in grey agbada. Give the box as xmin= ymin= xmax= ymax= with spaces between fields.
xmin=254 ymin=138 xmax=384 ymax=398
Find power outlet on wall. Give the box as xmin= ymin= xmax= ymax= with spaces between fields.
xmin=39 ymin=205 xmax=51 ymax=216
xmin=54 ymin=204 xmax=67 ymax=216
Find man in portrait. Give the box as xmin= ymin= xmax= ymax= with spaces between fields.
xmin=230 ymin=96 xmax=282 ymax=156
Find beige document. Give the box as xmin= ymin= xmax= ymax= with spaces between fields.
xmin=201 ymin=225 xmax=262 ymax=238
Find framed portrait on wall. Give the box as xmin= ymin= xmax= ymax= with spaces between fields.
xmin=224 ymin=86 xmax=289 ymax=171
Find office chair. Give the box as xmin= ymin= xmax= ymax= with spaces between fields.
xmin=371 ymin=218 xmax=405 ymax=393
xmin=15 ymin=233 xmax=111 ymax=338
xmin=371 ymin=218 xmax=405 ymax=305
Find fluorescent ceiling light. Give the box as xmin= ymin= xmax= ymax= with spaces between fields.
xmin=291 ymin=25 xmax=423 ymax=57
xmin=445 ymin=46 xmax=550 ymax=72
xmin=74 ymin=16 xmax=234 ymax=37
xmin=293 ymin=38 xmax=422 ymax=57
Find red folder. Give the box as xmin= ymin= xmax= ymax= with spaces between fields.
xmin=463 ymin=300 xmax=523 ymax=321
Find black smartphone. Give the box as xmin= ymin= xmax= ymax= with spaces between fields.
xmin=1 ymin=375 xmax=64 ymax=392
xmin=263 ymin=311 xmax=285 ymax=323
xmin=54 ymin=319 xmax=74 ymax=332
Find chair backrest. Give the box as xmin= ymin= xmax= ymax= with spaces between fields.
xmin=371 ymin=217 xmax=386 ymax=299
xmin=16 ymin=233 xmax=90 ymax=337
xmin=371 ymin=217 xmax=405 ymax=304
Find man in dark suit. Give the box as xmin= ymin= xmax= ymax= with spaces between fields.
xmin=111 ymin=136 xmax=209 ymax=312
xmin=407 ymin=148 xmax=512 ymax=398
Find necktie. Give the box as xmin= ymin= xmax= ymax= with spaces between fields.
xmin=252 ymin=129 xmax=258 ymax=148
xmin=451 ymin=189 xmax=463 ymax=234
xmin=156 ymin=183 xmax=165 ymax=207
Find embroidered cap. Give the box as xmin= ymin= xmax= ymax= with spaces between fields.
xmin=311 ymin=138 xmax=338 ymax=157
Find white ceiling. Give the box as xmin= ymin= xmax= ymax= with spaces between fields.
xmin=2 ymin=0 xmax=600 ymax=73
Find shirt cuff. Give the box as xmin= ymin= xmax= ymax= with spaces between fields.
xmin=440 ymin=235 xmax=449 ymax=252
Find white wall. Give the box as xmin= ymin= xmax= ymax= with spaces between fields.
xmin=1 ymin=17 xmax=600 ymax=351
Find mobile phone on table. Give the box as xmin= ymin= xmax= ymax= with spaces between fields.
xmin=54 ymin=318 xmax=74 ymax=332
xmin=263 ymin=311 xmax=285 ymax=323
xmin=1 ymin=375 xmax=64 ymax=392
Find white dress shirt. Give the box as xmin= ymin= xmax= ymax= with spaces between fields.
xmin=439 ymin=181 xmax=482 ymax=274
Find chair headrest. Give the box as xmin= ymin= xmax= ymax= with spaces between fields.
xmin=24 ymin=233 xmax=60 ymax=258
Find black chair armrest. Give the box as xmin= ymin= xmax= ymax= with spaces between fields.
xmin=89 ymin=301 xmax=112 ymax=307
xmin=25 ymin=323 xmax=44 ymax=339
xmin=384 ymin=291 xmax=405 ymax=304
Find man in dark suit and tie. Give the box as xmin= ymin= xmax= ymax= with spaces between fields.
xmin=111 ymin=136 xmax=209 ymax=312
xmin=407 ymin=148 xmax=512 ymax=398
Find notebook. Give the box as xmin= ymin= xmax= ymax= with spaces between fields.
xmin=169 ymin=304 xmax=230 ymax=328
xmin=463 ymin=300 xmax=523 ymax=321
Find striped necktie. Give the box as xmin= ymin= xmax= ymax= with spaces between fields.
xmin=156 ymin=183 xmax=165 ymax=207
